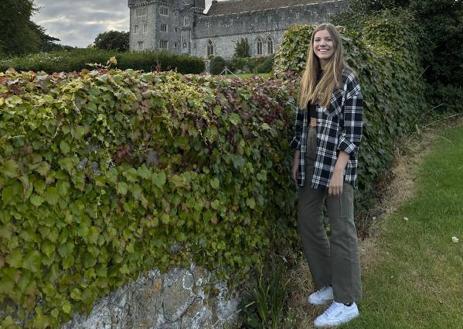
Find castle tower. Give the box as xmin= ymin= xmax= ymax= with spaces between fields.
xmin=128 ymin=0 xmax=176 ymax=53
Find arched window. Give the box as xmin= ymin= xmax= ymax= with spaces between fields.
xmin=256 ymin=38 xmax=263 ymax=56
xmin=267 ymin=37 xmax=274 ymax=55
xmin=207 ymin=40 xmax=214 ymax=56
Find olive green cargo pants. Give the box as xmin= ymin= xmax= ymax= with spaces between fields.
xmin=297 ymin=127 xmax=362 ymax=303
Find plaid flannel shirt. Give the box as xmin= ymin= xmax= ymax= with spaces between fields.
xmin=290 ymin=68 xmax=363 ymax=189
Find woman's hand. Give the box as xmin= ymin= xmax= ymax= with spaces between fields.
xmin=328 ymin=170 xmax=344 ymax=196
xmin=329 ymin=151 xmax=349 ymax=196
xmin=292 ymin=151 xmax=300 ymax=185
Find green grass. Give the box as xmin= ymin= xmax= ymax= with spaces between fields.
xmin=341 ymin=126 xmax=463 ymax=328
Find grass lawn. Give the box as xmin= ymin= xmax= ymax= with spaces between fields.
xmin=341 ymin=125 xmax=463 ymax=328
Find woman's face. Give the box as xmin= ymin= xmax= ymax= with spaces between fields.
xmin=313 ymin=29 xmax=335 ymax=63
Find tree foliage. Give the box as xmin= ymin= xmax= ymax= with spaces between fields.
xmin=0 ymin=0 xmax=60 ymax=56
xmin=338 ymin=0 xmax=463 ymax=111
xmin=94 ymin=31 xmax=130 ymax=51
xmin=234 ymin=38 xmax=251 ymax=58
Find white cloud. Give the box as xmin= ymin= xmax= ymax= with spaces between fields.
xmin=32 ymin=0 xmax=130 ymax=48
xmin=31 ymin=0 xmax=227 ymax=48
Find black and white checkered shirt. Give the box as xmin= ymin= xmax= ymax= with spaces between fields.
xmin=290 ymin=68 xmax=363 ymax=189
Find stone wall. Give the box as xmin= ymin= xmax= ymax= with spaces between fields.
xmin=63 ymin=265 xmax=239 ymax=329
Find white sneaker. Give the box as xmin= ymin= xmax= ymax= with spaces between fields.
xmin=314 ymin=301 xmax=359 ymax=328
xmin=307 ymin=286 xmax=334 ymax=305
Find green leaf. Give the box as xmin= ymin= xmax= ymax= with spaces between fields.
xmin=59 ymin=157 xmax=76 ymax=173
xmin=30 ymin=194 xmax=45 ymax=207
xmin=210 ymin=178 xmax=220 ymax=189
xmin=116 ymin=182 xmax=128 ymax=195
xmin=23 ymin=250 xmax=42 ymax=273
xmin=152 ymin=172 xmax=166 ymax=188
xmin=44 ymin=187 xmax=60 ymax=205
xmin=246 ymin=198 xmax=256 ymax=209
xmin=58 ymin=242 xmax=75 ymax=258
xmin=59 ymin=140 xmax=71 ymax=155
xmin=137 ymin=165 xmax=151 ymax=180
xmin=70 ymin=288 xmax=82 ymax=301
xmin=2 ymin=183 xmax=21 ymax=205
xmin=6 ymin=250 xmax=23 ymax=268
xmin=229 ymin=113 xmax=241 ymax=126
xmin=62 ymin=301 xmax=72 ymax=314
xmin=35 ymin=161 xmax=51 ymax=177
xmin=123 ymin=168 xmax=138 ymax=182
xmin=2 ymin=160 xmax=19 ymax=178
xmin=63 ymin=255 xmax=74 ymax=269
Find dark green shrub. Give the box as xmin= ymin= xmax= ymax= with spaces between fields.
xmin=256 ymin=55 xmax=274 ymax=74
xmin=0 ymin=49 xmax=205 ymax=74
xmin=210 ymin=56 xmax=226 ymax=75
xmin=234 ymin=38 xmax=251 ymax=58
xmin=227 ymin=56 xmax=272 ymax=74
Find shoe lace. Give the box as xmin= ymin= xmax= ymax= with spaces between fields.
xmin=325 ymin=302 xmax=342 ymax=317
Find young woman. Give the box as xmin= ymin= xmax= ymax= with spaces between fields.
xmin=290 ymin=23 xmax=364 ymax=328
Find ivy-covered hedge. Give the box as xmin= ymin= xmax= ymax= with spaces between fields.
xmin=273 ymin=11 xmax=428 ymax=213
xmin=0 ymin=49 xmax=205 ymax=74
xmin=0 ymin=69 xmax=297 ymax=328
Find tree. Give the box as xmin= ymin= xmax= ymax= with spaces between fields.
xmin=0 ymin=0 xmax=60 ymax=56
xmin=234 ymin=38 xmax=250 ymax=58
xmin=339 ymin=0 xmax=463 ymax=110
xmin=94 ymin=31 xmax=130 ymax=51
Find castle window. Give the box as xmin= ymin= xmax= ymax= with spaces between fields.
xmin=134 ymin=25 xmax=139 ymax=33
xmin=256 ymin=38 xmax=263 ymax=56
xmin=160 ymin=6 xmax=169 ymax=16
xmin=161 ymin=24 xmax=168 ymax=32
xmin=267 ymin=37 xmax=274 ymax=54
xmin=184 ymin=16 xmax=189 ymax=26
xmin=144 ymin=23 xmax=148 ymax=33
xmin=138 ymin=41 xmax=144 ymax=50
xmin=207 ymin=40 xmax=214 ymax=56
xmin=183 ymin=42 xmax=188 ymax=49
xmin=160 ymin=40 xmax=168 ymax=49
xmin=136 ymin=8 xmax=147 ymax=18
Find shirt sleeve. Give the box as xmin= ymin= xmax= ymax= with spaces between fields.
xmin=290 ymin=106 xmax=304 ymax=150
xmin=337 ymin=76 xmax=363 ymax=155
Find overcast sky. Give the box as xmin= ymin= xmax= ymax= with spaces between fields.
xmin=31 ymin=0 xmax=220 ymax=48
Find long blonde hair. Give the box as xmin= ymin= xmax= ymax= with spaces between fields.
xmin=299 ymin=23 xmax=346 ymax=109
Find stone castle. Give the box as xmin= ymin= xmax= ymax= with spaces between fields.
xmin=128 ymin=0 xmax=347 ymax=59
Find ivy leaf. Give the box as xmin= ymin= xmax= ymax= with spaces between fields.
xmin=246 ymin=198 xmax=256 ymax=209
xmin=59 ymin=140 xmax=71 ymax=155
xmin=62 ymin=301 xmax=72 ymax=314
xmin=70 ymin=288 xmax=82 ymax=301
xmin=117 ymin=182 xmax=128 ymax=195
xmin=35 ymin=161 xmax=51 ymax=177
xmin=30 ymin=194 xmax=45 ymax=207
xmin=2 ymin=183 xmax=21 ymax=205
xmin=23 ymin=250 xmax=41 ymax=272
xmin=229 ymin=113 xmax=241 ymax=126
xmin=1 ymin=160 xmax=19 ymax=178
xmin=137 ymin=165 xmax=151 ymax=180
xmin=6 ymin=250 xmax=23 ymax=268
xmin=210 ymin=178 xmax=220 ymax=189
xmin=44 ymin=187 xmax=60 ymax=205
xmin=152 ymin=172 xmax=166 ymax=188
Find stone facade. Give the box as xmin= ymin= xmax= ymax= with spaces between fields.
xmin=63 ymin=265 xmax=240 ymax=329
xmin=128 ymin=0 xmax=347 ymax=59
